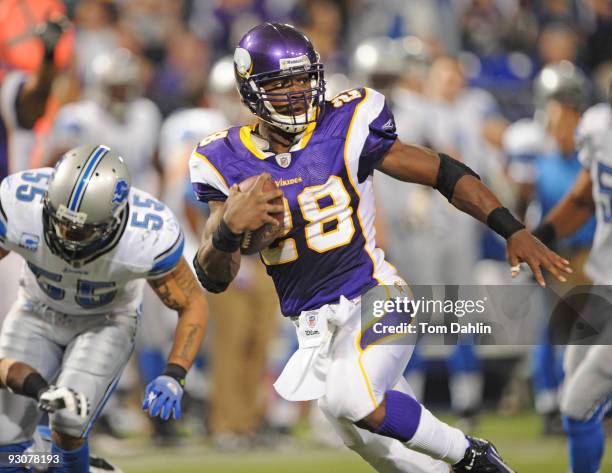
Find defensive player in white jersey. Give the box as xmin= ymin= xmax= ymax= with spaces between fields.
xmin=0 ymin=145 xmax=208 ymax=473
xmin=190 ymin=23 xmax=571 ymax=473
xmin=502 ymin=61 xmax=586 ymax=216
xmin=532 ymin=84 xmax=612 ymax=473
xmin=44 ymin=49 xmax=161 ymax=193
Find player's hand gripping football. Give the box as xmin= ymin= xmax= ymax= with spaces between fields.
xmin=142 ymin=376 xmax=184 ymax=421
xmin=506 ymin=229 xmax=572 ymax=287
xmin=38 ymin=385 xmax=90 ymax=418
xmin=223 ymin=173 xmax=285 ymax=234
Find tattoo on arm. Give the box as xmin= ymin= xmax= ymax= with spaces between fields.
xmin=149 ymin=258 xmax=199 ymax=311
xmin=178 ymin=324 xmax=200 ymax=362
xmin=154 ymin=258 xmax=208 ymax=370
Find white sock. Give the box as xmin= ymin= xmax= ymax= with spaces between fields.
xmin=404 ymin=406 xmax=469 ymax=464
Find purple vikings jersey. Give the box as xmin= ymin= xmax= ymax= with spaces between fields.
xmin=189 ymin=88 xmax=399 ymax=316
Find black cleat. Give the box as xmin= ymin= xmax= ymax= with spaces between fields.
xmin=452 ymin=437 xmax=516 ymax=472
xmin=89 ymin=455 xmax=124 ymax=472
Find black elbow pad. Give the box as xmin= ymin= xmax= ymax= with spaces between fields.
xmin=434 ymin=153 xmax=480 ymax=202
xmin=192 ymin=256 xmax=230 ymax=294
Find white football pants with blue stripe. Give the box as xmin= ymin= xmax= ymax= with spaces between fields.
xmin=0 ymin=296 xmax=137 ymax=445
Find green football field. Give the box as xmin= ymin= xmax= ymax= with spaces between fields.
xmin=99 ymin=413 xmax=612 ymax=473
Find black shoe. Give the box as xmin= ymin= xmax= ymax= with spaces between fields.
xmin=543 ymin=411 xmax=564 ymax=436
xmin=452 ymin=436 xmax=516 ymax=472
xmin=89 ymin=455 xmax=123 ymax=472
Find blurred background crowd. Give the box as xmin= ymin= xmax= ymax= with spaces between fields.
xmin=1 ymin=0 xmax=611 ymax=455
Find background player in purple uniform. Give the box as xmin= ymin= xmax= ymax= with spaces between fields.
xmin=190 ymin=23 xmax=571 ymax=473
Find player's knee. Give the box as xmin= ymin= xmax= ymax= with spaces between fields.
xmin=320 ymin=386 xmax=378 ymax=425
xmin=356 ymin=403 xmax=386 ymax=432
xmin=51 ymin=430 xmax=84 ymax=451
xmin=321 ymin=388 xmax=356 ymax=422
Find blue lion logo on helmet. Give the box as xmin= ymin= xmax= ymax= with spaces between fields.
xmin=111 ymin=179 xmax=129 ymax=211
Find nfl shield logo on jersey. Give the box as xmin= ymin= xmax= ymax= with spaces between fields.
xmin=275 ymin=153 xmax=292 ymax=168
xmin=307 ymin=313 xmax=317 ymax=329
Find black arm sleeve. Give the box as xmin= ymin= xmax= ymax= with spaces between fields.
xmin=192 ymin=255 xmax=230 ymax=294
xmin=434 ymin=153 xmax=481 ymax=202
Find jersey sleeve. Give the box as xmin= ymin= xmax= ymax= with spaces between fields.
xmin=354 ymin=88 xmax=398 ymax=182
xmin=576 ymin=103 xmax=611 ymax=170
xmin=188 ymin=146 xmax=230 ymax=203
xmin=48 ymin=104 xmax=87 ymax=153
xmin=146 ymin=210 xmax=185 ymax=279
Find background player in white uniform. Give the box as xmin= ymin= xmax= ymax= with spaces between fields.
xmin=191 ymin=22 xmax=571 ymax=473
xmin=532 ymin=85 xmax=612 ymax=473
xmin=0 ymin=145 xmax=208 ymax=473
xmin=44 ymin=48 xmax=161 ymax=194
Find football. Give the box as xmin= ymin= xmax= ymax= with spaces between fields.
xmin=238 ymin=174 xmax=285 ymax=254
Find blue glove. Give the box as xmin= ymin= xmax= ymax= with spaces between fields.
xmin=142 ymin=375 xmax=183 ymax=420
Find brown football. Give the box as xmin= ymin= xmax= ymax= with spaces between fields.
xmin=238 ymin=174 xmax=285 ymax=254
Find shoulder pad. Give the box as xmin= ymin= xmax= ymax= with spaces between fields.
xmin=577 ymin=103 xmax=611 ymax=141
xmin=118 ymin=188 xmax=184 ymax=277
xmin=503 ymin=119 xmax=549 ymax=156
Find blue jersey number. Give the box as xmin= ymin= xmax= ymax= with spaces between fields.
xmin=22 ymin=172 xmax=51 ymax=184
xmin=133 ymin=195 xmax=165 ymax=211
xmin=131 ymin=213 xmax=163 ymax=230
xmin=597 ymin=162 xmax=612 ymax=222
xmin=28 ymin=263 xmax=117 ymax=308
xmin=16 ymin=185 xmax=45 ymax=202
xmin=76 ymin=280 xmax=117 ymax=308
xmin=27 ymin=262 xmax=65 ymax=300
xmin=131 ymin=194 xmax=164 ymax=230
xmin=16 ymin=172 xmax=51 ymax=202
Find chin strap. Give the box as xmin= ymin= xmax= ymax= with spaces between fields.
xmin=256 ymin=122 xmax=305 ymax=149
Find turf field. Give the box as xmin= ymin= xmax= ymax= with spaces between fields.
xmin=102 ymin=413 xmax=612 ymax=473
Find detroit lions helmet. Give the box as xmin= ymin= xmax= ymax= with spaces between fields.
xmin=234 ymin=22 xmax=325 ymax=133
xmin=533 ymin=61 xmax=590 ymax=113
xmin=43 ymin=145 xmax=131 ymax=264
xmin=89 ymin=48 xmax=141 ymax=120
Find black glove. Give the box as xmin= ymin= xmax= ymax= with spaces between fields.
xmin=36 ymin=15 xmax=70 ymax=61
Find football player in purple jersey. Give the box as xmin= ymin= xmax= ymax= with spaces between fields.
xmin=190 ymin=23 xmax=571 ymax=473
